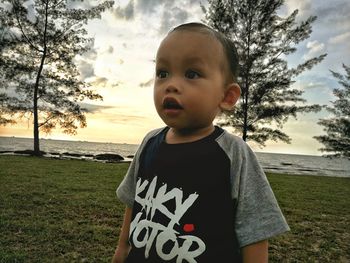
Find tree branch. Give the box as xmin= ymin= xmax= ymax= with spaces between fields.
xmin=13 ymin=1 xmax=43 ymax=53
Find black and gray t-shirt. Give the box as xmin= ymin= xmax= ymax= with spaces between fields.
xmin=117 ymin=127 xmax=289 ymax=263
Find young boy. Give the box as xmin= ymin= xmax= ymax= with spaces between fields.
xmin=112 ymin=22 xmax=289 ymax=263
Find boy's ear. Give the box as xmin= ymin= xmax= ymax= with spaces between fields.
xmin=220 ymin=83 xmax=241 ymax=111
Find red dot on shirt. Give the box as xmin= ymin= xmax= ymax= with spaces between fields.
xmin=183 ymin=224 xmax=195 ymax=232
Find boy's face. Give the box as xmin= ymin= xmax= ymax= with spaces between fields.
xmin=154 ymin=30 xmax=230 ymax=131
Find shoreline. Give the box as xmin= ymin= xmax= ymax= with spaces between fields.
xmin=1 ymin=151 xmax=348 ymax=178
xmin=0 ymin=150 xmax=133 ymax=163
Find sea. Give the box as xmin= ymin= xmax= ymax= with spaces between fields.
xmin=0 ymin=136 xmax=349 ymax=178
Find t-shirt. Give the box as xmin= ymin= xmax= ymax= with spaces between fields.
xmin=117 ymin=127 xmax=290 ymax=263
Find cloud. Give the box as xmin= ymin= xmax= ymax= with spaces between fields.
xmin=132 ymin=0 xmax=197 ymax=34
xmin=139 ymin=78 xmax=153 ymax=88
xmin=67 ymin=0 xmax=93 ymax=9
xmin=303 ymin=40 xmax=326 ymax=60
xmin=83 ymin=48 xmax=98 ymax=61
xmin=81 ymin=39 xmax=98 ymax=60
xmin=306 ymin=41 xmax=325 ymax=53
xmin=113 ymin=0 xmax=134 ymax=20
xmin=78 ymin=60 xmax=95 ymax=80
xmin=329 ymin=31 xmax=350 ymax=45
xmin=159 ymin=6 xmax=189 ymax=34
xmin=304 ymin=82 xmax=325 ymax=90
xmin=22 ymin=0 xmax=38 ymax=23
xmin=91 ymin=76 xmax=108 ymax=86
xmin=136 ymin=0 xmax=198 ymax=14
xmin=107 ymin=46 xmax=114 ymax=53
xmin=89 ymin=76 xmax=120 ymax=88
xmin=136 ymin=0 xmax=165 ymax=14
xmin=107 ymin=114 xmax=146 ymax=124
xmin=107 ymin=0 xmax=202 ymax=36
xmin=79 ymin=102 xmax=114 ymax=113
xmin=284 ymin=0 xmax=312 ymax=21
xmin=315 ymin=0 xmax=350 ymax=29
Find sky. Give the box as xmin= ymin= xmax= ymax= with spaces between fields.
xmin=1 ymin=0 xmax=349 ymax=156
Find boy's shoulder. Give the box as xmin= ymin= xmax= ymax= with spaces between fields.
xmin=143 ymin=127 xmax=166 ymax=141
xmin=216 ymin=128 xmax=252 ymax=155
xmin=136 ymin=127 xmax=167 ymax=154
xmin=217 ymin=128 xmax=245 ymax=143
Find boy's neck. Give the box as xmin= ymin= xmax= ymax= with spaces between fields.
xmin=165 ymin=125 xmax=215 ymax=144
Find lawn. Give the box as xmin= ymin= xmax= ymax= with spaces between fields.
xmin=0 ymin=155 xmax=349 ymax=262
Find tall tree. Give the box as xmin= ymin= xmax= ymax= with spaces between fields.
xmin=0 ymin=0 xmax=114 ymax=155
xmin=203 ymin=0 xmax=326 ymax=146
xmin=314 ymin=64 xmax=350 ymax=158
xmin=0 ymin=26 xmax=13 ymax=125
xmin=0 ymin=23 xmax=24 ymax=126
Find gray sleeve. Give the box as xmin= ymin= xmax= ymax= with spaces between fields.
xmin=116 ymin=146 xmax=141 ymax=207
xmin=217 ymin=132 xmax=290 ymax=247
xmin=116 ymin=128 xmax=163 ymax=207
xmin=234 ymin=145 xmax=290 ymax=247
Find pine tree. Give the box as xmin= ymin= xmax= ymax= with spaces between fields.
xmin=314 ymin=64 xmax=350 ymax=158
xmin=0 ymin=0 xmax=114 ymax=155
xmin=203 ymin=0 xmax=326 ymax=146
xmin=0 ymin=25 xmax=16 ymax=125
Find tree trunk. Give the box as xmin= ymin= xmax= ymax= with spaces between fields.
xmin=33 ymin=50 xmax=47 ymax=156
xmin=33 ymin=83 xmax=40 ymax=155
xmin=242 ymin=86 xmax=249 ymax=141
xmin=242 ymin=15 xmax=252 ymax=142
xmin=33 ymin=0 xmax=49 ymax=156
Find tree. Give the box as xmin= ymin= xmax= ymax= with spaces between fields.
xmin=0 ymin=24 xmax=24 ymax=126
xmin=0 ymin=26 xmax=13 ymax=125
xmin=314 ymin=64 xmax=350 ymax=158
xmin=203 ymin=0 xmax=326 ymax=146
xmin=0 ymin=0 xmax=114 ymax=155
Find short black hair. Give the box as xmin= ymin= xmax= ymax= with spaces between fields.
xmin=171 ymin=22 xmax=239 ymax=82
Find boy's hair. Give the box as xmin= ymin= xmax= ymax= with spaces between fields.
xmin=171 ymin=22 xmax=239 ymax=83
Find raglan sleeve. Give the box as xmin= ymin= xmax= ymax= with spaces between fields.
xmin=116 ymin=150 xmax=139 ymax=208
xmin=116 ymin=133 xmax=150 ymax=207
xmin=116 ymin=128 xmax=162 ymax=207
xmin=233 ymin=143 xmax=290 ymax=247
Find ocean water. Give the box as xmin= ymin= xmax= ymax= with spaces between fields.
xmin=0 ymin=136 xmax=349 ymax=178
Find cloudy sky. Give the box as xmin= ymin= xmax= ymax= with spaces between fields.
xmin=1 ymin=0 xmax=349 ymax=155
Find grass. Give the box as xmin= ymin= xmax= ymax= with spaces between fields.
xmin=0 ymin=156 xmax=127 ymax=262
xmin=0 ymin=155 xmax=349 ymax=262
xmin=268 ymin=173 xmax=350 ymax=262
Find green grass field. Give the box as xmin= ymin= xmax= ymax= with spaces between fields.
xmin=0 ymin=155 xmax=349 ymax=262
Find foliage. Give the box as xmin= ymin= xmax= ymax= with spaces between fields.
xmin=203 ymin=0 xmax=326 ymax=146
xmin=0 ymin=0 xmax=114 ymax=154
xmin=314 ymin=64 xmax=350 ymax=158
xmin=0 ymin=24 xmax=18 ymax=125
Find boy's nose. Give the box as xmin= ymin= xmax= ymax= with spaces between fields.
xmin=166 ymin=85 xmax=179 ymax=93
xmin=165 ymin=78 xmax=181 ymax=93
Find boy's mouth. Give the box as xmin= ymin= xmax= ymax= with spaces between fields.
xmin=162 ymin=97 xmax=183 ymax=110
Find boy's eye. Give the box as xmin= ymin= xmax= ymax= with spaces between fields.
xmin=185 ymin=70 xmax=200 ymax=79
xmin=156 ymin=70 xmax=169 ymax=79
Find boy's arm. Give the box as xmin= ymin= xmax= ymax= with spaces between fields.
xmin=241 ymin=240 xmax=268 ymax=263
xmin=111 ymin=206 xmax=132 ymax=263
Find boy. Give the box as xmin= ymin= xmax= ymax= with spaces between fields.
xmin=112 ymin=22 xmax=289 ymax=263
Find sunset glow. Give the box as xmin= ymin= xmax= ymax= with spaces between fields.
xmin=1 ymin=0 xmax=349 ymax=156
